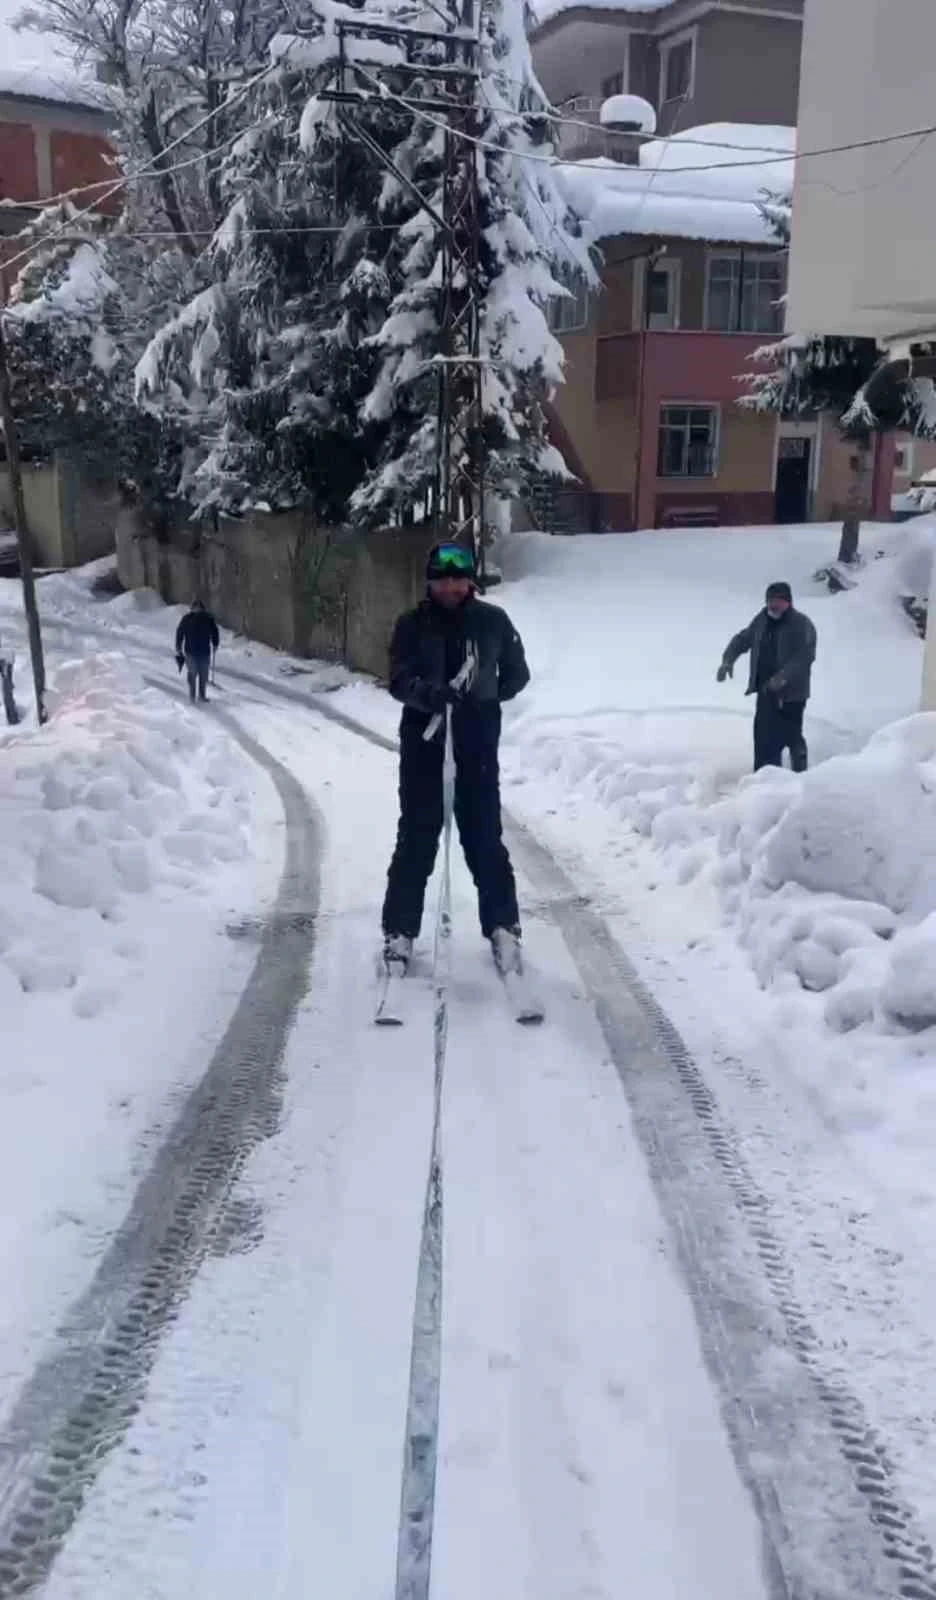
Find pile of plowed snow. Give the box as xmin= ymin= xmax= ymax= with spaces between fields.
xmin=649 ymin=713 xmax=936 ymax=1035
xmin=0 ymin=652 xmax=252 ymax=1018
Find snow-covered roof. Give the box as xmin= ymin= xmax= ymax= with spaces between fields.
xmin=0 ymin=0 xmax=107 ymax=111
xmin=533 ymin=0 xmax=674 ymax=28
xmin=559 ymin=122 xmax=795 ymax=246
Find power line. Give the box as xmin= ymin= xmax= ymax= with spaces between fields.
xmin=345 ymin=77 xmax=936 ymax=181
xmin=0 ymin=52 xmax=287 ymax=280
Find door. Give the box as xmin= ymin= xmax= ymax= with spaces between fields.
xmin=775 ymin=435 xmax=811 ymax=523
xmin=636 ymin=258 xmax=680 ymax=330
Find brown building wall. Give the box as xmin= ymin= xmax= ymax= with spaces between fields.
xmin=50 ymin=128 xmax=116 ymax=209
xmin=690 ymin=11 xmax=802 ymax=129
xmin=0 ymin=122 xmax=38 ymax=202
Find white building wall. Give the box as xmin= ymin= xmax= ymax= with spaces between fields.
xmin=786 ymin=0 xmax=936 ymax=345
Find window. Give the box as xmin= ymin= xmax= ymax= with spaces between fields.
xmin=894 ymin=441 xmax=914 ymax=477
xmin=660 ymin=31 xmax=695 ymax=103
xmin=705 ymin=252 xmax=785 ymax=334
xmin=636 ymin=257 xmax=680 ymax=330
xmin=657 ymin=406 xmax=718 ymax=478
xmin=548 ymin=273 xmax=591 ymax=334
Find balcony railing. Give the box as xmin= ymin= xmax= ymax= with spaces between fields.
xmin=554 ymin=96 xmax=610 ymax=160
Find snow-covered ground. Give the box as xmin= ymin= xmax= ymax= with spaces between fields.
xmin=0 ymin=645 xmax=282 ymax=1442
xmin=4 ymin=517 xmax=936 ymax=1592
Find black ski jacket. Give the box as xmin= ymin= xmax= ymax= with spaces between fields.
xmin=723 ymin=607 xmax=817 ymax=703
xmin=176 ymin=609 xmax=219 ymax=659
xmin=389 ymin=595 xmax=530 ymax=738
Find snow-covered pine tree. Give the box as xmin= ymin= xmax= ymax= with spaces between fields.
xmin=3 ymin=203 xmax=187 ymax=508
xmin=743 ymin=189 xmax=926 ymax=560
xmin=135 ymin=35 xmax=405 ymax=520
xmin=346 ymin=0 xmax=595 ymax=532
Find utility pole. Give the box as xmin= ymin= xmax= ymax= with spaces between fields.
xmin=320 ymin=0 xmax=485 ymax=569
xmin=0 ymin=311 xmax=45 ymax=724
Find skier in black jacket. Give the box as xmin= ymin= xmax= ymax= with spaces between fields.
xmin=382 ymin=541 xmax=530 ymax=972
xmin=717 ymin=581 xmax=817 ymax=772
xmin=175 ymin=599 xmax=219 ymax=703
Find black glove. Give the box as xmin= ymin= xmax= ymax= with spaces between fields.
xmin=176 ymin=652 xmax=185 ymax=672
xmin=427 ymin=681 xmax=466 ymax=714
xmin=716 ymin=661 xmax=732 ymax=683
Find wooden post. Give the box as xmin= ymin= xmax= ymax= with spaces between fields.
xmin=0 ymin=311 xmax=46 ymax=723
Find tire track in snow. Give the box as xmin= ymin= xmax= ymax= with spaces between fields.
xmin=213 ymin=671 xmax=936 ymax=1600
xmin=0 ymin=694 xmax=321 ymax=1596
xmin=506 ymin=821 xmax=936 ymax=1600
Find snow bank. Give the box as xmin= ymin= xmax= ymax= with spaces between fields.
xmin=632 ymin=714 xmax=936 ymax=1037
xmin=0 ymin=652 xmax=252 ymax=1017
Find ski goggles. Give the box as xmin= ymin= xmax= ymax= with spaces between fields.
xmin=427 ymin=542 xmax=475 ymax=578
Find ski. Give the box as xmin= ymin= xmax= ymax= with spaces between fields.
xmin=375 ymin=959 xmax=407 ymax=1026
xmin=497 ymin=966 xmax=545 ymax=1025
xmin=490 ymin=932 xmax=545 ymax=1025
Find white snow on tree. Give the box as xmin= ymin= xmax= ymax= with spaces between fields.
xmin=742 ymin=188 xmax=929 ymax=440
xmin=134 ymin=32 xmax=405 ymax=519
xmin=343 ymin=0 xmax=595 ymax=525
xmin=137 ymin=0 xmax=593 ymax=524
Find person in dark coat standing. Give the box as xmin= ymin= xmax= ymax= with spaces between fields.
xmin=175 ymin=599 xmax=219 ymax=704
xmin=717 ymin=581 xmax=817 ymax=772
xmin=382 ymin=541 xmax=530 ymax=970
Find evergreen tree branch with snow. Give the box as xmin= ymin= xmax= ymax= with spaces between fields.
xmin=742 ymin=188 xmax=932 ymax=561
xmin=342 ymin=0 xmax=595 ymax=527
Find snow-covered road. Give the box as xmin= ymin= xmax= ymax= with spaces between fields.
xmin=0 ymin=645 xmax=922 ymax=1600
xmin=5 ymin=532 xmax=936 ymax=1597
xmin=14 ymin=690 xmax=772 ymax=1600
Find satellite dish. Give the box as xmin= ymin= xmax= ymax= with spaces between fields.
xmin=599 ymin=94 xmax=657 ymax=135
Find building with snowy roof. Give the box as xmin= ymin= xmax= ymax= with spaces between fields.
xmin=529 ymin=0 xmax=924 ymax=531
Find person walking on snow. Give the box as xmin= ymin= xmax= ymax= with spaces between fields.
xmin=382 ymin=541 xmax=530 ymax=973
xmin=717 ymin=581 xmax=817 ymax=772
xmin=175 ymin=599 xmax=219 ymax=704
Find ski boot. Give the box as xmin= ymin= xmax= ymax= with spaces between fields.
xmin=490 ymin=925 xmax=523 ymax=978
xmin=383 ymin=933 xmax=413 ymax=974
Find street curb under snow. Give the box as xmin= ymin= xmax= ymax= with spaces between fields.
xmin=0 ymin=692 xmax=322 ymax=1594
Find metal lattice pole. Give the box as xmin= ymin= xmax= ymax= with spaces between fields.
xmin=435 ymin=0 xmax=484 ymax=570
xmin=323 ymin=3 xmax=485 ymax=569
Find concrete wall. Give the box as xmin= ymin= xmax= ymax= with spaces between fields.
xmin=117 ymin=509 xmax=430 ymax=678
xmin=0 ymin=456 xmax=119 ymax=569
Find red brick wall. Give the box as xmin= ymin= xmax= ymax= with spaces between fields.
xmin=0 ymin=121 xmax=38 ymax=202
xmin=50 ymin=128 xmax=117 ymax=209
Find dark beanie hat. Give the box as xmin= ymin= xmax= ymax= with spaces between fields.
xmin=426 ymin=541 xmax=476 ymax=581
xmin=765 ymin=581 xmax=792 ymax=603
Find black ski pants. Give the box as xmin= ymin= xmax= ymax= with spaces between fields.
xmin=382 ymin=721 xmax=519 ymax=941
xmin=753 ymin=693 xmax=808 ymax=773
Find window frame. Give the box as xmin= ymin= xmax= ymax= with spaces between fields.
xmin=658 ymin=27 xmax=696 ymax=106
xmin=633 ymin=256 xmax=682 ymax=331
xmin=894 ymin=440 xmax=915 ymax=478
xmin=600 ymin=35 xmax=630 ymax=103
xmin=657 ymin=402 xmax=720 ymax=479
xmin=703 ymin=249 xmax=786 ymax=335
xmin=547 ymin=272 xmax=592 ymax=335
